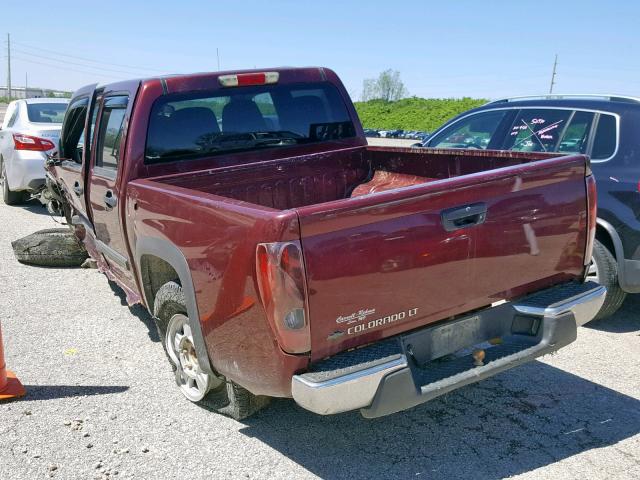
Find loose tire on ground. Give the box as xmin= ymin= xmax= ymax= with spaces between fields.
xmin=590 ymin=239 xmax=627 ymax=320
xmin=11 ymin=228 xmax=89 ymax=267
xmin=153 ymin=281 xmax=270 ymax=420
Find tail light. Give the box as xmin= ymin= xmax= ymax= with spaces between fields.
xmin=219 ymin=72 xmax=279 ymax=87
xmin=584 ymin=174 xmax=597 ymax=265
xmin=256 ymin=240 xmax=310 ymax=354
xmin=13 ymin=134 xmax=56 ymax=151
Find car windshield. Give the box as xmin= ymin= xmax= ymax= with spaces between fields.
xmin=26 ymin=103 xmax=67 ymax=124
xmin=145 ymin=81 xmax=356 ymax=164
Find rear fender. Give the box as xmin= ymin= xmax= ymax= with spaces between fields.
xmin=135 ymin=236 xmax=214 ymax=377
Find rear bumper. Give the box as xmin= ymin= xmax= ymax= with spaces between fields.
xmin=291 ymin=281 xmax=605 ymax=417
xmin=5 ymin=150 xmax=47 ymax=192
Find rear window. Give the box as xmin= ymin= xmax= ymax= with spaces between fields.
xmin=591 ymin=114 xmax=617 ymax=160
xmin=26 ymin=103 xmax=67 ymax=124
xmin=557 ymin=111 xmax=594 ymax=154
xmin=145 ymin=82 xmax=355 ymax=164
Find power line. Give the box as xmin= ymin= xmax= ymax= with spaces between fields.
xmin=9 ymin=55 xmax=126 ymax=81
xmin=7 ymin=39 xmax=167 ymax=73
xmin=11 ymin=48 xmax=161 ymax=77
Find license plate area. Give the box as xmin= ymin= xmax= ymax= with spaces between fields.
xmin=399 ymin=302 xmax=541 ymax=368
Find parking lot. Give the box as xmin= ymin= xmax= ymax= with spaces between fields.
xmin=1 ymin=196 xmax=639 ymax=479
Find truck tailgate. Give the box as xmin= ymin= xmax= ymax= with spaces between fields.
xmin=296 ymin=155 xmax=588 ymax=361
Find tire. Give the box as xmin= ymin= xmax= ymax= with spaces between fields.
xmin=11 ymin=227 xmax=89 ymax=267
xmin=588 ymin=239 xmax=627 ymax=320
xmin=153 ymin=281 xmax=270 ymax=420
xmin=1 ymin=160 xmax=24 ymax=206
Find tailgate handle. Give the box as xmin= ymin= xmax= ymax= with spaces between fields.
xmin=441 ymin=203 xmax=487 ymax=231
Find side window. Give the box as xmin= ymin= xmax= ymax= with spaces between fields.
xmin=558 ymin=111 xmax=594 ymax=153
xmin=428 ymin=111 xmax=507 ymax=149
xmin=6 ymin=104 xmax=19 ymax=128
xmin=96 ymin=96 xmax=128 ymax=170
xmin=504 ymin=109 xmax=572 ymax=152
xmin=60 ymin=97 xmax=89 ymax=163
xmin=591 ymin=114 xmax=617 ymax=160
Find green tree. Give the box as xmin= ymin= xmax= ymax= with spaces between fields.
xmin=361 ymin=69 xmax=408 ymax=102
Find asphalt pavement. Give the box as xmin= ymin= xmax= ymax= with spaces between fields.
xmin=0 ymin=199 xmax=639 ymax=480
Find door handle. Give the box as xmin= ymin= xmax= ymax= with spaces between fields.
xmin=441 ymin=203 xmax=487 ymax=232
xmin=73 ymin=181 xmax=83 ymax=196
xmin=104 ymin=190 xmax=118 ymax=208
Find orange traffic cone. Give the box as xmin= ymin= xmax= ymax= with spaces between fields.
xmin=0 ymin=321 xmax=25 ymax=401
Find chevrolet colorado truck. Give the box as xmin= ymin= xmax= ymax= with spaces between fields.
xmin=45 ymin=67 xmax=605 ymax=419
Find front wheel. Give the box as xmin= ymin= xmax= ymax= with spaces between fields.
xmin=153 ymin=281 xmax=270 ymax=419
xmin=587 ymin=239 xmax=627 ymax=320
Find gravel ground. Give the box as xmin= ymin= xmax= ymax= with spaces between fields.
xmin=1 ymin=199 xmax=639 ymax=480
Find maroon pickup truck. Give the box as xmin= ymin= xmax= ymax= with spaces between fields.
xmin=45 ymin=67 xmax=605 ymax=419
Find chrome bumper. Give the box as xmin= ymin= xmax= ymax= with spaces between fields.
xmin=292 ymin=354 xmax=408 ymax=415
xmin=512 ymin=284 xmax=606 ymax=326
xmin=292 ymin=282 xmax=606 ymax=417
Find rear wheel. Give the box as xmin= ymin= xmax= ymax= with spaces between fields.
xmin=153 ymin=281 xmax=270 ymax=419
xmin=1 ymin=159 xmax=24 ymax=205
xmin=588 ymin=239 xmax=627 ymax=320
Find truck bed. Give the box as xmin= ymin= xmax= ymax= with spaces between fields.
xmin=154 ymin=146 xmax=555 ymax=210
xmin=150 ymin=146 xmax=589 ymax=361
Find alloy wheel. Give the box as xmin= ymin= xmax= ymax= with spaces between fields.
xmin=166 ymin=313 xmax=213 ymax=402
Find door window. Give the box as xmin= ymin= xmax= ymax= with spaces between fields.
xmin=557 ymin=111 xmax=594 ymax=154
xmin=503 ymin=109 xmax=572 ymax=152
xmin=591 ymin=114 xmax=617 ymax=160
xmin=77 ymin=99 xmax=101 ymax=165
xmin=96 ymin=96 xmax=128 ymax=171
xmin=61 ymin=97 xmax=89 ymax=163
xmin=427 ymin=111 xmax=508 ymax=149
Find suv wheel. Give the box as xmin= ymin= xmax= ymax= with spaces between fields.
xmin=588 ymin=239 xmax=627 ymax=320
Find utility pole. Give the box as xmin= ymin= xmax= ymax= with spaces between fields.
xmin=216 ymin=48 xmax=220 ymax=71
xmin=25 ymin=72 xmax=28 ymax=99
xmin=6 ymin=33 xmax=12 ymax=99
xmin=549 ymin=54 xmax=558 ymax=94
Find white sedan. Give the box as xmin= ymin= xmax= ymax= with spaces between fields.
xmin=0 ymin=98 xmax=69 ymax=205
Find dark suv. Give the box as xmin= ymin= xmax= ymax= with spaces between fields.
xmin=418 ymin=94 xmax=640 ymax=319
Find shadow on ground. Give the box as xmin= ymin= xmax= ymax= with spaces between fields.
xmin=585 ymin=293 xmax=640 ymax=334
xmin=14 ymin=199 xmax=56 ymax=217
xmin=239 ymin=362 xmax=640 ymax=479
xmin=21 ymin=385 xmax=129 ymax=401
xmin=107 ymin=279 xmax=160 ymax=342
